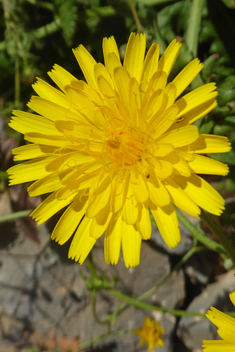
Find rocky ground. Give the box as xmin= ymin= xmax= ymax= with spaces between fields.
xmin=0 ymin=191 xmax=235 ymax=352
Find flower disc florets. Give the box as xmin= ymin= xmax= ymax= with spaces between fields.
xmin=8 ymin=33 xmax=231 ymax=267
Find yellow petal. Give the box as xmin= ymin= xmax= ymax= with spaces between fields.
xmin=94 ymin=62 xmax=114 ymax=88
xmin=150 ymin=158 xmax=173 ymax=179
xmin=151 ymin=104 xmax=179 ymax=139
xmin=181 ymin=153 xmax=229 ymax=175
xmin=164 ymin=82 xmax=177 ymax=109
xmin=46 ymin=152 xmax=94 ymax=172
xmin=143 ymin=70 xmax=167 ymax=100
xmin=172 ymin=58 xmax=203 ymax=98
xmin=154 ymin=143 xmax=174 ymax=157
xmin=147 ymin=178 xmax=171 ymax=207
xmin=68 ymin=217 xmax=96 ymax=263
xmin=25 ymin=132 xmax=70 ymax=148
xmin=9 ymin=111 xmax=62 ymax=135
xmin=229 ymin=290 xmax=235 ymax=306
xmin=121 ymin=221 xmax=141 ymax=268
xmin=102 ymin=36 xmax=121 ymax=75
xmin=142 ymin=43 xmax=160 ymax=82
xmin=143 ymin=90 xmax=168 ymax=122
xmin=173 ymin=174 xmax=225 ymax=215
xmin=206 ymin=307 xmax=235 ymax=344
xmin=175 ymin=83 xmax=217 ymax=119
xmin=130 ymin=171 xmax=149 ymax=203
xmin=28 ymin=169 xmax=71 ymax=196
xmin=188 ymin=135 xmax=231 ymax=154
xmin=170 ymin=98 xmax=217 ymax=130
xmin=86 ymin=176 xmax=112 ymax=217
xmin=73 ymin=45 xmax=97 ymax=89
xmin=31 ymin=191 xmax=75 ymax=225
xmin=113 ymin=66 xmax=131 ymax=114
xmin=32 ymin=78 xmax=71 ymax=108
xmin=164 ymin=153 xmax=192 ymax=177
xmin=151 ymin=203 xmax=180 ymax=248
xmin=90 ymin=199 xmax=112 ymax=239
xmin=202 ymin=340 xmax=235 ymax=351
xmin=158 ymin=39 xmax=182 ymax=77
xmin=51 ymin=194 xmax=88 ymax=244
xmin=105 ymin=215 xmax=122 ymax=265
xmin=124 ymin=32 xmax=146 ymax=82
xmin=8 ymin=157 xmax=54 ymax=185
xmin=12 ymin=144 xmax=58 ymax=161
xmin=122 ymin=187 xmax=139 ymax=225
xmin=206 ymin=307 xmax=235 ymax=329
xmin=158 ymin=125 xmax=199 ymax=148
xmin=137 ymin=205 xmax=152 ymax=240
xmin=48 ymin=64 xmax=78 ymax=92
xmin=27 ymin=96 xmax=68 ymax=121
xmin=164 ymin=178 xmax=200 ymax=217
xmin=111 ymin=178 xmax=128 ymax=213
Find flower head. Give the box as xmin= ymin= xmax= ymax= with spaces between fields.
xmin=202 ymin=290 xmax=235 ymax=351
xmin=135 ymin=316 xmax=165 ymax=350
xmin=8 ymin=33 xmax=230 ymax=267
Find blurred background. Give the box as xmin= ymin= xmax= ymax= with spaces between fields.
xmin=1 ymin=0 xmax=235 ymax=351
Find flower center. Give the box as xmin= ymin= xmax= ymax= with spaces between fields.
xmin=106 ymin=129 xmax=145 ymax=166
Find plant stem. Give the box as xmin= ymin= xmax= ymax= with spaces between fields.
xmin=14 ymin=54 xmax=20 ymax=108
xmin=129 ymin=0 xmax=142 ymax=33
xmin=0 ymin=171 xmax=8 ymax=179
xmin=200 ymin=210 xmax=235 ymax=268
xmin=175 ymin=208 xmax=227 ymax=257
xmin=34 ymin=17 xmax=61 ymax=39
xmin=91 ymin=291 xmax=110 ymax=326
xmin=185 ymin=0 xmax=204 ymax=56
xmin=0 ymin=210 xmax=32 ymax=224
xmin=108 ymin=288 xmax=205 ymax=318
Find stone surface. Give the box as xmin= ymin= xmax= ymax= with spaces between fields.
xmin=151 ymin=225 xmax=194 ymax=256
xmin=0 ymin=220 xmax=186 ymax=352
xmin=177 ymin=270 xmax=235 ymax=350
xmin=184 ymin=250 xmax=219 ymax=285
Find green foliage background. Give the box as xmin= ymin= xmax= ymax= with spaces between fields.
xmin=1 ymin=0 xmax=235 ymax=237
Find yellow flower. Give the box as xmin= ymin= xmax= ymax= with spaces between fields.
xmin=202 ymin=290 xmax=235 ymax=351
xmin=135 ymin=316 xmax=165 ymax=350
xmin=8 ymin=33 xmax=230 ymax=267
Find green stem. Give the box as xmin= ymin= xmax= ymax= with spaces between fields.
xmin=14 ymin=54 xmax=20 ymax=108
xmin=91 ymin=291 xmax=110 ymax=326
xmin=0 ymin=210 xmax=32 ymax=224
xmin=129 ymin=0 xmax=142 ymax=33
xmin=175 ymin=208 xmax=227 ymax=256
xmin=87 ymin=253 xmax=98 ymax=281
xmin=0 ymin=171 xmax=8 ymax=179
xmin=108 ymin=288 xmax=205 ymax=318
xmin=200 ymin=210 xmax=235 ymax=268
xmin=34 ymin=17 xmax=61 ymax=39
xmin=185 ymin=0 xmax=204 ymax=56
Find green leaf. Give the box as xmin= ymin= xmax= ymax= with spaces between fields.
xmin=53 ymin=0 xmax=77 ymax=44
xmin=136 ymin=0 xmax=178 ymax=5
xmin=210 ymin=150 xmax=235 ymax=165
xmin=221 ymin=0 xmax=235 ymax=7
xmin=199 ymin=116 xmax=214 ymax=133
xmin=185 ymin=0 xmax=205 ymax=56
xmin=157 ymin=1 xmax=191 ymax=43
xmin=207 ymin=0 xmax=235 ymax=63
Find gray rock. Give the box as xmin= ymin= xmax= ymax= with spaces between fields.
xmin=185 ymin=250 xmax=218 ymax=285
xmin=177 ymin=270 xmax=235 ymax=350
xmin=151 ymin=226 xmax=194 ymax=256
